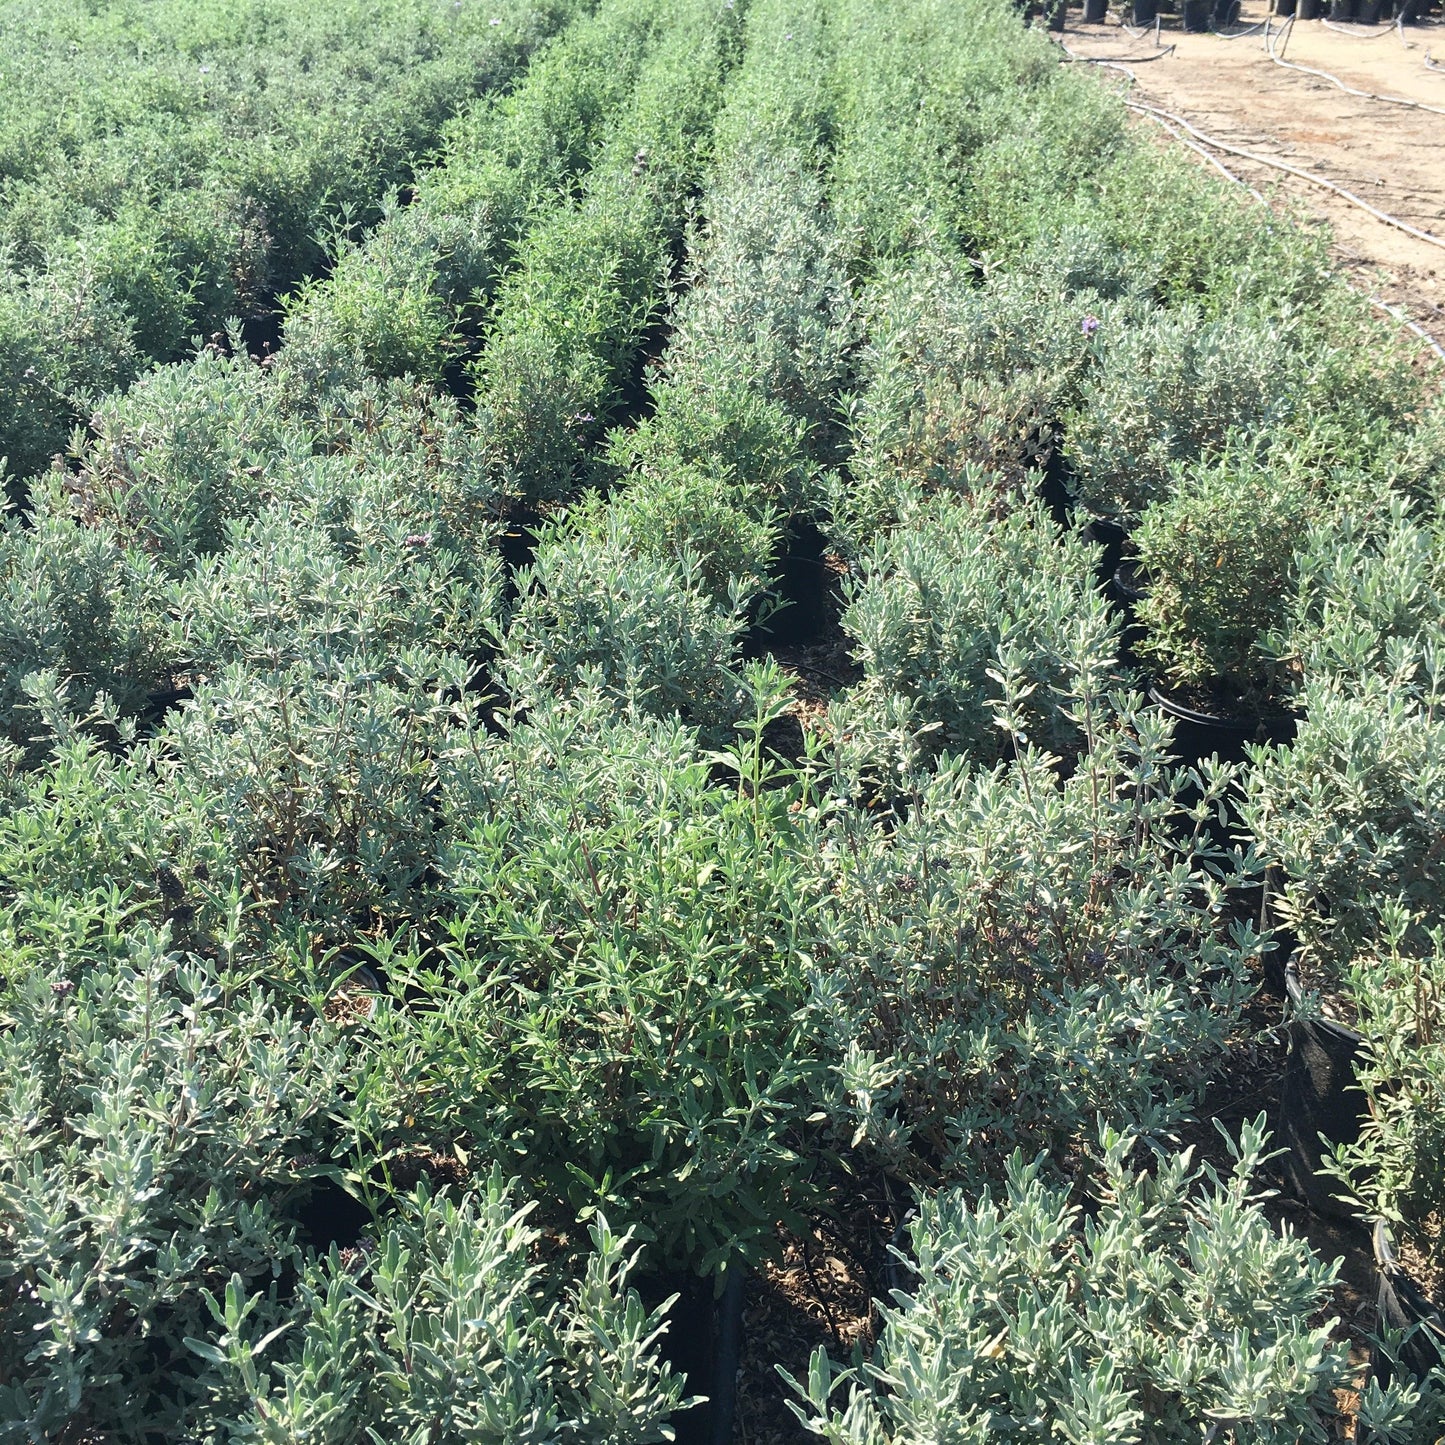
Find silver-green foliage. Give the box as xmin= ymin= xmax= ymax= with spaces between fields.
xmin=391 ymin=674 xmax=826 ymax=1275
xmin=809 ymin=691 xmax=1256 ymax=1186
xmin=1065 ymin=304 xmax=1292 ymax=523
xmin=0 ymin=474 xmax=171 ymax=738
xmin=783 ymin=1119 xmax=1373 ymax=1444
xmin=503 ymin=513 xmax=750 ymax=734
xmin=836 ymin=491 xmax=1118 ymax=768
xmin=161 ymin=654 xmax=468 ymax=934
xmin=0 ymin=916 xmax=349 ymax=1443
xmin=1132 ymin=446 xmax=1314 ymax=700
xmin=212 ymin=1174 xmax=691 ymax=1445
xmin=171 ymin=508 xmax=503 ymax=678
xmin=834 ymin=234 xmax=1119 ymax=554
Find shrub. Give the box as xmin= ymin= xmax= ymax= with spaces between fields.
xmin=0 ymin=260 xmax=141 ymax=484
xmin=300 ymin=377 xmax=510 ymax=561
xmin=0 ymin=474 xmax=172 ymax=737
xmin=170 ymin=508 xmax=504 ymax=679
xmin=503 ymin=512 xmax=751 ymax=734
xmin=1240 ymin=500 xmax=1445 ymax=982
xmin=0 ymin=914 xmax=351 ymax=1444
xmin=1065 ymin=304 xmax=1293 ymax=524
xmin=835 ymin=490 xmax=1118 ymax=767
xmin=278 ymin=195 xmax=478 ymax=388
xmin=159 ymin=654 xmax=468 ymax=938
xmin=68 ymin=344 xmax=314 ymax=572
xmin=1271 ymin=498 xmax=1445 ymax=688
xmin=212 ymin=1176 xmax=692 ymax=1445
xmin=784 ymin=1119 xmax=1386 ymax=1444
xmin=616 ymin=358 xmax=818 ymax=521
xmin=1132 ymin=447 xmax=1315 ymax=705
xmin=570 ymin=467 xmax=779 ymax=607
xmin=1324 ymin=913 xmax=1445 ymax=1292
xmin=807 ymin=690 xmax=1256 ymax=1186
xmin=834 ymin=237 xmax=1115 ymax=553
xmin=669 ymin=152 xmax=856 ymax=462
xmin=357 ymin=674 xmax=828 ymax=1275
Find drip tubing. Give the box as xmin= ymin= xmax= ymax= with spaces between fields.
xmin=1266 ymin=14 xmax=1445 ymax=116
xmin=1363 ymin=293 xmax=1445 ymax=361
xmin=1061 ymin=41 xmax=1176 ymax=57
xmin=1136 ymin=107 xmax=1268 ymax=198
xmin=1321 ymin=17 xmax=1398 ymax=36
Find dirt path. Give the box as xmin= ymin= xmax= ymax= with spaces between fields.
xmin=1063 ymin=3 xmax=1445 ymax=348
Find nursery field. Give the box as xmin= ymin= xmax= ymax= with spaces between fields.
xmin=1 ymin=0 xmax=1444 ymax=1440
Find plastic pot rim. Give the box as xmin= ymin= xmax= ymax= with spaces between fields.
xmin=1147 ymin=682 xmax=1298 ymax=731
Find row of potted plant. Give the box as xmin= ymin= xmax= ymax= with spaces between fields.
xmin=0 ymin=0 xmax=574 ymax=480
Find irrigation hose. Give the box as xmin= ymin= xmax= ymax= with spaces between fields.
xmin=1364 ymin=293 xmax=1445 ymax=361
xmin=1266 ymin=13 xmax=1445 ymax=117
xmin=1321 ymin=17 xmax=1398 ymax=37
xmin=1135 ymin=107 xmax=1268 ymax=199
xmin=1214 ymin=18 xmax=1272 ymax=38
xmin=1061 ymin=42 xmax=1177 ymax=57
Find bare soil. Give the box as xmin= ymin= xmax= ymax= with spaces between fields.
xmin=1063 ymin=2 xmax=1445 ymax=344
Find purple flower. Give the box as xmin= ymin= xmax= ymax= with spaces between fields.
xmin=404 ymin=532 xmax=432 ymax=549
xmin=572 ymin=411 xmax=595 ymax=425
xmin=1080 ymin=315 xmax=1101 ymax=337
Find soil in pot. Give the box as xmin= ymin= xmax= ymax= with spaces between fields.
xmin=1280 ymin=966 xmax=1370 ymax=1223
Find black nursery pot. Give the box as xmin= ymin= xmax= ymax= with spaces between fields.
xmin=1182 ymin=0 xmax=1212 ymax=26
xmin=1355 ymin=0 xmax=1385 ymax=18
xmin=1147 ymin=684 xmax=1298 ymax=767
xmin=1297 ymin=0 xmax=1326 ymax=16
xmin=643 ymin=1268 xmax=747 ymax=1445
xmin=1279 ymin=966 xmax=1370 ymax=1223
xmin=1083 ymin=0 xmax=1108 ymax=19
xmin=1213 ymin=0 xmax=1242 ymax=20
xmin=1372 ymin=1221 xmax=1445 ymax=1385
xmin=1274 ymin=0 xmax=1297 ymax=14
xmin=1081 ymin=517 xmax=1129 ymax=587
xmin=1131 ymin=0 xmax=1159 ymax=22
xmin=1328 ymin=0 xmax=1358 ymax=16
